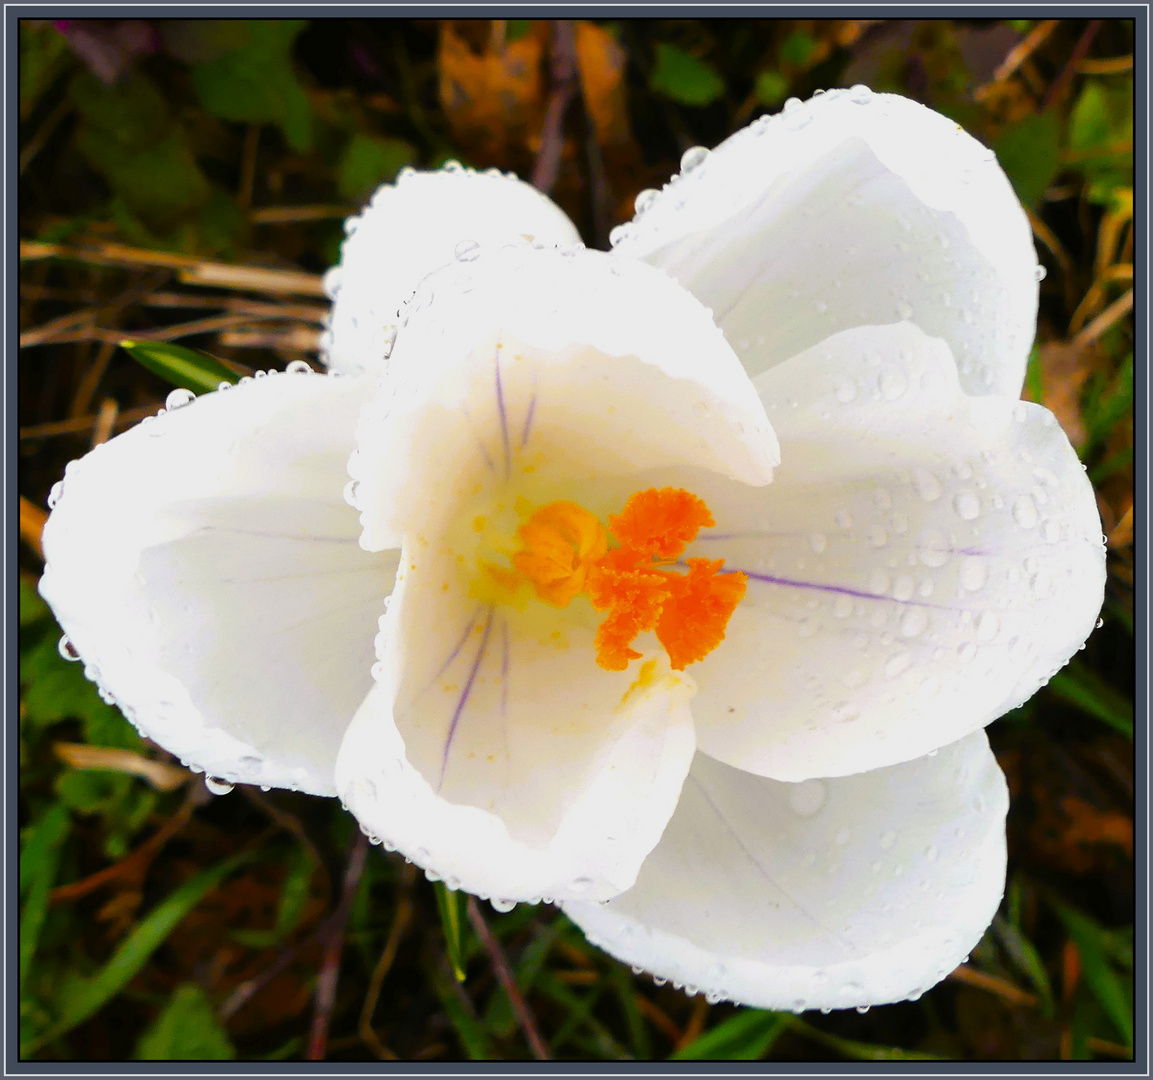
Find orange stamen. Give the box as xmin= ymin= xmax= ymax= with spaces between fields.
xmin=505 ymin=487 xmax=746 ymax=671
xmin=589 ymin=488 xmax=745 ymax=671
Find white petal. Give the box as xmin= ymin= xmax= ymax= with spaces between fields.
xmin=322 ymin=166 xmax=581 ymax=376
xmin=350 ymin=243 xmax=778 ymax=552
xmin=334 ymin=540 xmax=697 ymax=901
xmin=39 ymin=373 xmax=397 ymax=796
xmin=616 ymin=89 xmax=1038 ymax=397
xmin=563 ymin=731 xmax=1008 ymax=1010
xmin=676 ymin=322 xmax=1105 ymax=779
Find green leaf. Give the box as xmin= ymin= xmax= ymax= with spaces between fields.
xmin=133 ymin=984 xmax=235 ymax=1060
xmin=754 ymin=71 xmax=789 ymax=107
xmin=20 ymin=632 xmax=137 ymax=748
xmin=992 ymin=914 xmax=1055 ymax=1016
xmin=431 ymin=965 xmax=493 ymax=1060
xmin=24 ymin=850 xmax=254 ymax=1054
xmin=649 ymin=43 xmax=725 ymax=107
xmin=20 ymin=21 xmax=73 ymax=119
xmin=191 ymin=21 xmax=313 ymax=151
xmin=121 ymin=339 xmax=240 ymax=394
xmin=434 ymin=882 xmax=468 ymax=982
xmin=337 ymin=133 xmax=417 ymax=201
xmin=1047 ymin=660 xmax=1133 ymax=738
xmin=19 ymin=805 xmax=71 ymax=990
xmin=780 ymin=30 xmax=818 ymax=68
xmin=992 ymin=109 xmax=1061 ymax=208
xmin=784 ymin=1016 xmax=945 ymax=1061
xmin=1049 ymin=900 xmax=1133 ymax=1047
xmin=19 ymin=576 xmax=50 ymax=628
xmin=231 ymin=843 xmax=314 ymax=948
xmin=671 ymin=1008 xmax=787 ymax=1060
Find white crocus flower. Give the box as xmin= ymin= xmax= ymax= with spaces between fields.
xmin=38 ymin=89 xmax=1106 ymax=1013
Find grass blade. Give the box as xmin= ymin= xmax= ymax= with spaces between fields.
xmin=670 ymin=1008 xmax=787 ymax=1060
xmin=19 ymin=805 xmax=70 ymax=991
xmin=120 ymin=339 xmax=240 ymax=393
xmin=434 ymin=881 xmax=468 ymax=982
xmin=24 ymin=849 xmax=252 ymax=1054
xmin=1047 ymin=661 xmax=1133 ymax=738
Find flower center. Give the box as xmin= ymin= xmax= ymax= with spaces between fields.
xmin=475 ymin=487 xmax=746 ymax=672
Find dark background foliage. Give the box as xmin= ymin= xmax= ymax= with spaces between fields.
xmin=18 ymin=17 xmax=1135 ymax=1062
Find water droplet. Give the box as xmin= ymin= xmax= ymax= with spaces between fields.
xmin=912 ymin=466 xmax=943 ymax=502
xmin=884 ymin=652 xmax=912 ymax=679
xmin=900 ymin=609 xmax=928 ymax=637
xmin=1041 ymin=519 xmax=1060 ymax=543
xmin=633 ymin=187 xmax=659 ymax=215
xmin=893 ymin=575 xmax=915 ymax=602
xmin=1096 ymin=617 xmax=1105 ymax=629
xmin=960 ymin=556 xmax=987 ymax=592
xmin=953 ymin=490 xmax=980 ymax=520
xmin=879 ymin=829 xmax=898 ymax=849
xmin=454 ymin=238 xmax=480 ymax=261
xmin=835 ymin=378 xmax=857 ymax=403
xmin=782 ymin=96 xmax=810 ymax=130
xmin=849 ymin=84 xmax=873 ymax=104
xmin=868 ymin=570 xmax=889 ymax=595
xmin=856 ymin=1005 xmax=871 ymax=1014
xmin=879 ymin=366 xmax=907 ymax=400
xmin=165 ymin=388 xmax=196 ymax=411
xmin=918 ymin=529 xmax=950 ymax=568
xmin=1012 ymin=496 xmax=1038 ymax=529
xmin=976 ymin=610 xmax=1000 ymax=642
xmin=788 ymin=779 xmax=827 ymax=816
xmin=47 ymin=480 xmax=65 ymax=509
xmin=1034 ymin=264 xmax=1047 ymax=281
xmin=809 ymin=532 xmax=827 ymax=554
xmin=895 ymin=299 xmax=914 ymax=320
xmin=490 ymin=897 xmax=517 ymax=913
xmin=57 ymin=635 xmax=81 ymax=661
xmin=442 ymin=159 xmax=463 ymax=173
xmin=205 ymin=776 xmax=234 ymax=795
xmin=680 ymin=145 xmax=709 ymax=173
xmin=608 ymin=223 xmax=631 ymax=247
xmin=1030 ymin=570 xmax=1052 ymax=599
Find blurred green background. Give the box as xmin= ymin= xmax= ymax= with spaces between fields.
xmin=18 ymin=18 xmax=1135 ymax=1062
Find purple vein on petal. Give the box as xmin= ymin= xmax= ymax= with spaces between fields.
xmin=520 ymin=391 xmax=537 ymax=449
xmin=495 ymin=350 xmax=511 ymax=478
xmin=461 ymin=406 xmax=496 ymax=473
xmin=433 ymin=606 xmax=483 ymax=683
xmin=439 ymin=606 xmax=495 ymax=790
xmin=706 ymin=565 xmax=952 ymax=611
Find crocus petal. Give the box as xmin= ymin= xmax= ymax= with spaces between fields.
xmin=678 ymin=322 xmax=1105 ymax=779
xmin=321 ymin=166 xmax=581 ymax=376
xmin=615 ymin=89 xmax=1038 ymax=398
xmin=350 ymin=243 xmax=779 ymax=552
xmin=39 ymin=372 xmax=397 ymax=795
xmin=562 ymin=731 xmax=1007 ymax=1010
xmin=334 ymin=588 xmax=697 ymax=903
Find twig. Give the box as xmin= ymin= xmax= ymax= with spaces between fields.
xmin=251 ymin=205 xmax=353 ymax=224
xmin=993 ymin=20 xmax=1059 ymax=82
xmin=1042 ymin=20 xmax=1103 ymax=109
xmin=19 ymin=497 xmax=47 ymax=558
xmin=20 ymin=403 xmax=157 ymax=441
xmin=531 ymin=21 xmax=578 ymax=195
xmin=220 ymin=938 xmax=309 ymax=1020
xmin=71 ymin=340 xmax=117 ymax=418
xmin=53 ymin=742 xmax=188 ymax=791
xmin=1073 ymin=288 xmax=1133 ymax=351
xmin=465 ymin=896 xmax=551 ymax=1061
xmin=241 ymin=787 xmax=330 ymax=907
xmin=20 ymin=240 xmax=325 ymax=297
xmin=19 ymin=97 xmax=74 ymax=176
xmin=50 ymin=781 xmax=207 ymax=904
xmin=238 ymin=124 xmax=260 ymax=210
xmin=90 ymin=398 xmax=118 ymax=448
xmin=306 ymin=832 xmax=369 ymax=1061
xmin=948 ymin=963 xmax=1039 ymax=1008
xmin=358 ymin=863 xmax=417 ymax=1060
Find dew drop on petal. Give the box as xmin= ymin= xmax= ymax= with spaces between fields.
xmin=1034 ymin=264 xmax=1047 ymax=281
xmin=879 ymin=829 xmax=898 ymax=850
xmin=58 ymin=635 xmax=81 ymax=661
xmin=205 ymin=776 xmax=234 ymax=796
xmin=835 ymin=378 xmax=857 ymax=403
xmin=286 ymin=359 xmax=313 ymax=374
xmin=849 ymin=84 xmax=873 ymax=104
xmin=454 ymin=238 xmax=481 ymax=262
xmin=633 ymin=188 xmax=659 ymax=215
xmin=490 ymin=898 xmax=517 ymax=913
xmin=47 ymin=480 xmax=65 ymax=509
xmin=1012 ymin=496 xmax=1038 ymax=529
xmin=679 ymin=145 xmax=709 ymax=173
xmin=912 ymin=467 xmax=943 ymax=502
xmin=953 ymin=490 xmax=980 ymax=521
xmin=884 ymin=652 xmax=912 ymax=679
